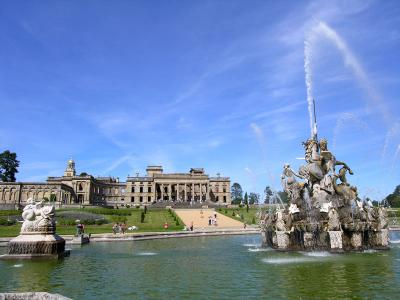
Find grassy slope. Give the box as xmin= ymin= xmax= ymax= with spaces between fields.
xmin=0 ymin=208 xmax=184 ymax=237
xmin=217 ymin=207 xmax=259 ymax=225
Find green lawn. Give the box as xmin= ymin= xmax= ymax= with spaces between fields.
xmin=217 ymin=207 xmax=259 ymax=225
xmin=0 ymin=208 xmax=184 ymax=237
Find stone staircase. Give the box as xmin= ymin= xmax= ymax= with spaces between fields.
xmin=174 ymin=209 xmax=244 ymax=229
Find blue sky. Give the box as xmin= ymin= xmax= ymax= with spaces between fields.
xmin=1 ymin=0 xmax=399 ymax=200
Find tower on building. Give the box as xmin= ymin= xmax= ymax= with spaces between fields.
xmin=64 ymin=158 xmax=76 ymax=177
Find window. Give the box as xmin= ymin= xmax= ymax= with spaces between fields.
xmin=131 ymin=187 xmax=135 ymax=193
xmin=223 ymin=188 xmax=226 ymax=193
xmin=121 ymin=198 xmax=125 ymax=202
xmin=131 ymin=197 xmax=135 ymax=202
xmin=216 ymin=196 xmax=219 ymax=202
xmin=148 ymin=196 xmax=151 ymax=202
xmin=78 ymin=183 xmax=83 ymax=191
xmin=223 ymin=196 xmax=227 ymax=203
xmin=140 ymin=187 xmax=143 ymax=193
xmin=148 ymin=186 xmax=151 ymax=193
xmin=140 ymin=196 xmax=143 ymax=203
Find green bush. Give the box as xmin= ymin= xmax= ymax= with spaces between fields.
xmin=175 ymin=220 xmax=180 ymax=226
xmin=141 ymin=212 xmax=145 ymax=223
xmin=110 ymin=215 xmax=127 ymax=223
xmin=58 ymin=208 xmax=130 ymax=216
xmin=95 ymin=219 xmax=108 ymax=225
xmin=57 ymin=211 xmax=109 ymax=225
xmin=0 ymin=210 xmax=20 ymax=217
xmin=252 ymin=217 xmax=256 ymax=224
xmin=85 ymin=208 xmax=131 ymax=216
xmin=0 ymin=217 xmax=16 ymax=226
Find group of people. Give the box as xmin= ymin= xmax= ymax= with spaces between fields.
xmin=76 ymin=223 xmax=85 ymax=236
xmin=112 ymin=223 xmax=127 ymax=234
xmin=208 ymin=213 xmax=218 ymax=226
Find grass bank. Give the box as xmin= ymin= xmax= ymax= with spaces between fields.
xmin=0 ymin=208 xmax=184 ymax=237
xmin=217 ymin=207 xmax=259 ymax=225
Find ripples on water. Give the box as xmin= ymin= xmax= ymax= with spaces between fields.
xmin=0 ymin=233 xmax=399 ymax=299
xmin=135 ymin=252 xmax=158 ymax=256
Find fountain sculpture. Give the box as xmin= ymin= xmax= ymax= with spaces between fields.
xmin=1 ymin=198 xmax=69 ymax=259
xmin=260 ymin=138 xmax=389 ymax=252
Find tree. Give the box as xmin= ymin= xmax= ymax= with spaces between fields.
xmin=249 ymin=193 xmax=260 ymax=205
xmin=0 ymin=150 xmax=20 ymax=182
xmin=277 ymin=191 xmax=289 ymax=204
xmin=394 ymin=185 xmax=400 ymax=196
xmin=79 ymin=172 xmax=89 ymax=177
xmin=264 ymin=186 xmax=273 ymax=204
xmin=231 ymin=183 xmax=243 ymax=205
xmin=50 ymin=194 xmax=57 ymax=203
xmin=386 ymin=193 xmax=400 ymax=208
xmin=385 ymin=185 xmax=400 ymax=207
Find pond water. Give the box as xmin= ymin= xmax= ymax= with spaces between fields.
xmin=1 ymin=233 xmax=400 ymax=299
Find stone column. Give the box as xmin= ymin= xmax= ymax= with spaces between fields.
xmin=199 ymin=183 xmax=202 ymax=203
xmin=168 ymin=184 xmax=172 ymax=201
xmin=58 ymin=188 xmax=62 ymax=207
xmin=184 ymin=183 xmax=187 ymax=202
xmin=206 ymin=182 xmax=210 ymax=201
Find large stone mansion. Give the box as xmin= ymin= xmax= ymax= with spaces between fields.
xmin=0 ymin=159 xmax=231 ymax=209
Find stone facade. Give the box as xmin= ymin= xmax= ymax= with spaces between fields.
xmin=0 ymin=160 xmax=231 ymax=209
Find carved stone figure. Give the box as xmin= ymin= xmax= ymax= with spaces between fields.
xmin=261 ymin=136 xmax=389 ymax=252
xmin=21 ymin=198 xmax=56 ymax=233
xmin=1 ymin=198 xmax=69 ymax=259
xmin=327 ymin=208 xmax=340 ymax=231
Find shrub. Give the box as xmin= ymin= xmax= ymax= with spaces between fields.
xmin=144 ymin=206 xmax=147 ymax=214
xmin=252 ymin=217 xmax=256 ymax=224
xmin=56 ymin=211 xmax=108 ymax=225
xmin=141 ymin=212 xmax=145 ymax=223
xmin=0 ymin=217 xmax=16 ymax=226
xmin=110 ymin=215 xmax=127 ymax=223
xmin=0 ymin=210 xmax=20 ymax=217
xmin=95 ymin=219 xmax=108 ymax=225
xmin=85 ymin=208 xmax=131 ymax=216
xmin=232 ymin=211 xmax=235 ymax=217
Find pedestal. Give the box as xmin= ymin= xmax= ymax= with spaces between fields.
xmin=1 ymin=233 xmax=69 ymax=260
xmin=328 ymin=231 xmax=343 ymax=250
xmin=276 ymin=231 xmax=289 ymax=249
